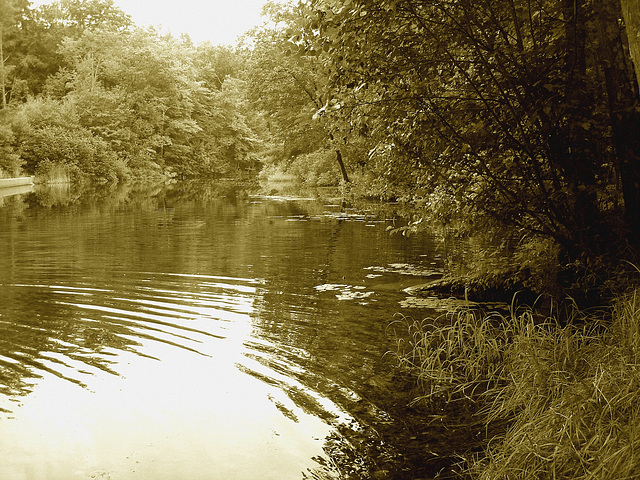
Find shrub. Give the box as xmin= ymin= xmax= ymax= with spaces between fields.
xmin=34 ymin=159 xmax=75 ymax=184
xmin=20 ymin=125 xmax=129 ymax=183
xmin=287 ymin=149 xmax=341 ymax=186
xmin=0 ymin=125 xmax=23 ymax=178
xmin=10 ymin=97 xmax=80 ymax=133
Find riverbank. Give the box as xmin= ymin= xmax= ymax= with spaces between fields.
xmin=0 ymin=177 xmax=35 ymax=200
xmin=392 ymin=288 xmax=640 ymax=479
xmin=405 ymin=270 xmax=538 ymax=305
xmin=0 ymin=176 xmax=34 ymax=188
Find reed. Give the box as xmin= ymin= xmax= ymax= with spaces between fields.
xmin=392 ymin=290 xmax=640 ymax=479
xmin=34 ymin=160 xmax=73 ymax=184
xmin=391 ymin=309 xmax=509 ymax=406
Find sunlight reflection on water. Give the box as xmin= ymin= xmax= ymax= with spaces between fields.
xmin=0 ymin=184 xmax=443 ymax=479
xmin=0 ymin=275 xmax=336 ymax=479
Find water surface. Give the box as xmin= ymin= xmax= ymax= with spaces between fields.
xmin=0 ymin=182 xmax=443 ymax=479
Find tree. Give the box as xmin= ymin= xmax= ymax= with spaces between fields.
xmin=621 ymin=0 xmax=640 ymax=86
xmin=0 ymin=122 xmax=22 ymax=176
xmin=297 ymin=0 xmax=640 ymax=268
xmin=53 ymin=26 xmax=257 ymax=177
xmin=193 ymin=43 xmax=242 ymax=91
xmin=36 ymin=0 xmax=132 ymax=34
xmin=245 ymin=1 xmax=351 ymax=184
xmin=0 ymin=0 xmax=30 ymax=107
xmin=0 ymin=0 xmax=133 ymax=104
xmin=0 ymin=0 xmax=258 ymax=181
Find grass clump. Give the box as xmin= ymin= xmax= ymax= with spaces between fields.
xmin=392 ymin=290 xmax=640 ymax=479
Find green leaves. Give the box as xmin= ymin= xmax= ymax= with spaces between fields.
xmin=262 ymin=0 xmax=640 ymax=256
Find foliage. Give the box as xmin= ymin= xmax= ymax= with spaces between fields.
xmin=7 ymin=96 xmax=123 ymax=182
xmin=288 ymin=148 xmax=341 ymax=186
xmin=0 ymin=0 xmax=31 ymax=106
xmin=244 ymin=1 xmax=354 ymax=184
xmin=293 ymin=0 xmax=640 ymax=277
xmin=622 ymin=0 xmax=640 ymax=86
xmin=0 ymin=0 xmax=260 ymax=182
xmin=259 ymin=147 xmax=341 ymax=187
xmin=0 ymin=120 xmax=22 ymax=177
xmin=36 ymin=0 xmax=133 ymax=33
xmin=20 ymin=124 xmax=128 ymax=182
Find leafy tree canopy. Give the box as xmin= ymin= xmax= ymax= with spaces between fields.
xmin=288 ymin=1 xmax=640 ymax=274
xmin=0 ymin=0 xmax=260 ymax=181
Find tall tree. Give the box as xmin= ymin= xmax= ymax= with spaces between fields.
xmin=299 ymin=0 xmax=640 ymax=262
xmin=246 ymin=1 xmax=351 ymax=183
xmin=0 ymin=0 xmax=29 ymax=107
xmin=37 ymin=0 xmax=132 ymax=34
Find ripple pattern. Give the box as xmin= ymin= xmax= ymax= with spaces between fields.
xmin=0 ymin=272 xmax=259 ymax=414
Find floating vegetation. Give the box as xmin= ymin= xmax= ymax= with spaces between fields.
xmin=365 ymin=273 xmax=383 ymax=279
xmin=314 ymin=284 xmax=376 ymax=303
xmin=399 ymin=295 xmax=478 ymax=310
xmin=399 ymin=292 xmax=508 ymax=311
xmin=365 ymin=263 xmax=442 ymax=277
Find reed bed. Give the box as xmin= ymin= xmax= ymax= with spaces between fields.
xmin=391 ymin=290 xmax=640 ymax=479
xmin=34 ymin=160 xmax=73 ymax=184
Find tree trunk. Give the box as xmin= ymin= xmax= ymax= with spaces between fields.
xmin=327 ymin=131 xmax=349 ymax=183
xmin=621 ymin=0 xmax=640 ymax=87
xmin=336 ymin=148 xmax=350 ymax=183
xmin=596 ymin=0 xmax=640 ymax=247
xmin=0 ymin=22 xmax=6 ymax=108
xmin=557 ymin=0 xmax=603 ymax=248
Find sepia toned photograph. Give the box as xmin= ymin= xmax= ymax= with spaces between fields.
xmin=1 ymin=0 xmax=640 ymax=478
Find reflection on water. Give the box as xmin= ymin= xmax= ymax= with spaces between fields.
xmin=0 ymin=181 xmax=444 ymax=479
xmin=0 ymin=184 xmax=34 ymax=200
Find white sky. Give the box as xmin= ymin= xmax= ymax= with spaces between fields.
xmin=31 ymin=0 xmax=276 ymax=45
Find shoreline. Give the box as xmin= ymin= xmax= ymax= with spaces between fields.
xmin=0 ymin=176 xmax=35 ymax=189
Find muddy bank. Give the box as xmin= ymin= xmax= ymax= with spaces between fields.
xmin=405 ymin=270 xmax=540 ymax=306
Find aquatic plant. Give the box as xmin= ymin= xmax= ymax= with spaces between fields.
xmin=392 ymin=290 xmax=640 ymax=478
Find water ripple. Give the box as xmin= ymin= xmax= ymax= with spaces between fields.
xmin=0 ymin=273 xmax=258 ymax=412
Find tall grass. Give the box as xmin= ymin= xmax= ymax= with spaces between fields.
xmin=392 ymin=290 xmax=640 ymax=479
xmin=34 ymin=160 xmax=73 ymax=184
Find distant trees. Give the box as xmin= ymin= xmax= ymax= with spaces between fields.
xmin=0 ymin=0 xmax=258 ymax=180
xmin=3 ymin=0 xmax=640 ymax=286
xmin=244 ymin=1 xmax=356 ymax=185
xmin=37 ymin=0 xmax=133 ymax=33
xmin=0 ymin=0 xmax=30 ymax=107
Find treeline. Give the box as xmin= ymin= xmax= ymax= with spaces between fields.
xmin=0 ymin=0 xmax=258 ymax=182
xmin=3 ymin=0 xmax=640 ymax=295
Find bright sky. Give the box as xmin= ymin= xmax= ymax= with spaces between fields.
xmin=31 ymin=0 xmax=276 ymax=45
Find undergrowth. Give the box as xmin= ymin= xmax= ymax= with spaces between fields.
xmin=390 ymin=289 xmax=640 ymax=479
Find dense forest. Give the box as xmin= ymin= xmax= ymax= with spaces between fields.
xmin=2 ymin=0 xmax=640 ymax=299
xmin=245 ymin=0 xmax=640 ymax=302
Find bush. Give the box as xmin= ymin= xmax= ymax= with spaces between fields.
xmin=34 ymin=159 xmax=75 ymax=184
xmin=11 ymin=97 xmax=80 ymax=133
xmin=280 ymin=148 xmax=341 ymax=186
xmin=0 ymin=125 xmax=23 ymax=178
xmin=20 ymin=125 xmax=129 ymax=183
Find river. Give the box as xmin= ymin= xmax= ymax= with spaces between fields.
xmin=0 ymin=181 xmax=450 ymax=480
